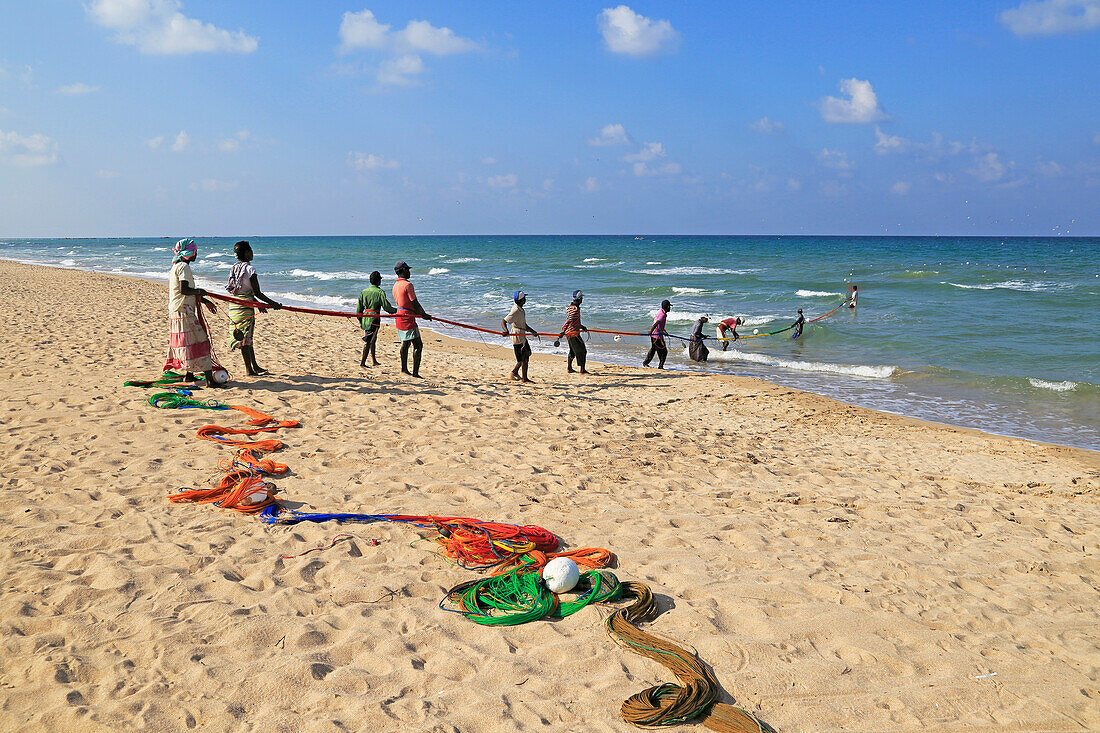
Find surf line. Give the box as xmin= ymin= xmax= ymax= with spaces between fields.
xmin=125 ymin=377 xmax=775 ymax=732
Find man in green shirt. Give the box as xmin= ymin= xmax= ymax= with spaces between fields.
xmin=357 ymin=271 xmax=396 ymax=367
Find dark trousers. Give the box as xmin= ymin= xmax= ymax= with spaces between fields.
xmin=567 ymin=336 xmax=586 ymax=369
xmin=643 ymin=337 xmax=667 ymax=367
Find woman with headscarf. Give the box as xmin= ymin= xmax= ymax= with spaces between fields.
xmin=225 ymin=240 xmax=281 ymax=376
xmin=166 ymin=238 xmax=223 ymax=386
xmin=643 ymin=299 xmax=671 ymax=369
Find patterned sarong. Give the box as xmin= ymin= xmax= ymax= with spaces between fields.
xmin=165 ymin=303 xmax=213 ymax=372
xmin=226 ymin=302 xmax=255 ymax=350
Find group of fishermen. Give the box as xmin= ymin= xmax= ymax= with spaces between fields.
xmin=166 ymin=238 xmax=852 ymax=386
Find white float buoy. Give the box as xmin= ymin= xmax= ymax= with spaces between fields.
xmin=542 ymin=557 xmax=580 ymax=593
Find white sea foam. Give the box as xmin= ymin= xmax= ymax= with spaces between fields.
xmin=204 ymin=252 xmax=229 ymax=258
xmin=646 ymin=261 xmax=662 ymax=265
xmin=670 ymin=286 xmax=727 ymax=295
xmin=289 ymin=268 xmax=372 ymax=281
xmin=630 ymin=266 xmax=759 ymax=276
xmin=796 ymin=289 xmax=839 ymax=297
xmin=662 ymin=311 xmax=709 ymax=323
xmin=1028 ymin=378 xmax=1077 ymax=392
xmin=704 ymin=348 xmax=898 ymax=379
xmin=445 ymin=257 xmax=482 ymax=264
xmin=275 ymin=292 xmax=356 ymax=308
xmin=59 ymin=259 xmax=76 ymax=267
xmin=428 ymin=267 xmax=450 ymax=275
xmin=946 ymin=280 xmax=1060 ymax=293
xmin=583 ymin=257 xmax=606 ymax=262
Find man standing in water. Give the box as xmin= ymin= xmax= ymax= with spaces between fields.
xmin=357 ymin=270 xmax=396 ymax=367
xmin=558 ymin=290 xmax=589 ymax=374
xmin=392 ymin=261 xmax=432 ymax=378
xmin=643 ymin=299 xmax=671 ymax=369
xmin=848 ymin=284 xmax=858 ymax=308
xmin=688 ymin=314 xmax=710 ymax=363
xmin=792 ymin=308 xmax=806 ymax=339
xmin=502 ymin=290 xmax=540 ymax=382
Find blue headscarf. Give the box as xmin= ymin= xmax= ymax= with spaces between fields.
xmin=173 ymin=238 xmax=197 ymax=263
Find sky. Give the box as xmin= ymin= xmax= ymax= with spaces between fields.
xmin=0 ymin=0 xmax=1098 ymax=237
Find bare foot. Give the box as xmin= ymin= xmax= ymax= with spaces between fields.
xmin=579 ymin=369 xmax=589 ymax=374
xmin=522 ymin=378 xmax=535 ymax=383
xmin=567 ymin=368 xmax=575 ymax=374
xmin=510 ymin=373 xmax=520 ymax=381
xmin=253 ymin=367 xmax=269 ymax=376
xmin=372 ymin=361 xmax=381 ymax=367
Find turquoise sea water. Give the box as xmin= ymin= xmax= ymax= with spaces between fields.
xmin=3 ymin=235 xmax=1097 ymax=451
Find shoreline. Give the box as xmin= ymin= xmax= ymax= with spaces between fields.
xmin=3 ymin=255 xmax=1094 ymax=455
xmin=1 ymin=259 xmax=1098 ymax=731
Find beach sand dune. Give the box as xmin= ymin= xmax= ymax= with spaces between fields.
xmin=0 ymin=260 xmax=1097 ymax=732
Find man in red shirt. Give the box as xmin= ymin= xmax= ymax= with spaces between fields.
xmin=392 ymin=261 xmax=432 ymax=377
xmin=716 ymin=316 xmax=742 ymax=351
xmin=557 ymin=290 xmax=589 ymax=374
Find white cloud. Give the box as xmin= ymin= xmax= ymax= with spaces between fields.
xmin=598 ymin=5 xmax=679 ymax=57
xmin=87 ymin=0 xmax=258 ymax=55
xmin=873 ymin=126 xmax=906 ymax=154
xmin=582 ymin=177 xmax=599 ymax=193
xmin=190 ymin=178 xmax=238 ymax=192
xmin=170 ymin=129 xmax=190 ymax=152
xmin=487 ymin=173 xmax=517 ymax=188
xmin=543 ymin=178 xmax=555 ymax=191
xmin=623 ymin=141 xmax=665 ymax=162
xmin=751 ymin=117 xmax=785 ymax=134
xmin=816 ymin=148 xmax=855 ymax=173
xmin=1037 ymin=158 xmax=1064 ymax=176
xmin=0 ymin=129 xmax=59 ymax=166
xmin=97 ymin=169 xmax=120 ymax=179
xmin=787 ymin=178 xmax=802 ymax=191
xmin=820 ymin=180 xmax=849 ymax=197
xmin=217 ymin=129 xmax=251 ymax=152
xmin=57 ymin=83 xmax=100 ymax=95
xmin=819 ymin=78 xmax=887 ymax=124
xmin=891 ymin=181 xmax=911 ymax=195
xmin=339 ymin=9 xmax=391 ymax=52
xmin=144 ymin=135 xmax=164 ymax=149
xmin=348 ymin=152 xmax=399 ymax=170
xmin=1 ymin=63 xmax=35 ymax=87
xmin=480 ymin=156 xmax=496 ymax=165
xmin=999 ymin=0 xmax=1100 ymax=37
xmin=339 ymin=10 xmax=480 ymax=55
xmin=588 ymin=123 xmax=629 ymax=146
xmin=377 ymin=54 xmax=426 ymax=86
xmin=623 ymin=141 xmax=681 ymax=176
xmin=967 ymin=151 xmax=1007 ymax=182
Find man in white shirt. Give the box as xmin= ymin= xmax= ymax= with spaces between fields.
xmin=501 ymin=290 xmax=540 ymax=382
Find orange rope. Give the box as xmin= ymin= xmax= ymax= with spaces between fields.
xmin=489 ymin=547 xmax=616 ymax=575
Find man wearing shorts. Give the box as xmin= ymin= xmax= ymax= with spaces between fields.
xmin=558 ymin=290 xmax=589 ymax=374
xmin=502 ymin=290 xmax=540 ymax=382
xmin=392 ymin=261 xmax=432 ymax=377
xmin=357 ymin=270 xmax=395 ymax=367
xmin=716 ymin=316 xmax=742 ymax=351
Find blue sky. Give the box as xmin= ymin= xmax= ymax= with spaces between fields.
xmin=1 ymin=0 xmax=1098 ymax=236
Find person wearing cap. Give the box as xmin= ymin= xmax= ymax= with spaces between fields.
xmin=558 ymin=290 xmax=589 ymax=374
xmin=501 ymin=290 xmax=540 ymax=382
xmin=715 ymin=316 xmax=743 ymax=351
xmin=791 ymin=308 xmax=806 ymax=339
xmin=688 ymin=314 xmax=710 ymax=363
xmin=357 ymin=270 xmax=396 ymax=367
xmin=643 ymin=299 xmax=671 ymax=369
xmin=392 ymin=261 xmax=432 ymax=377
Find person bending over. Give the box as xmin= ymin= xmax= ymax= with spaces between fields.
xmin=716 ymin=316 xmax=742 ymax=351
xmin=226 ymin=240 xmax=281 ymax=376
xmin=558 ymin=290 xmax=589 ymax=374
xmin=357 ymin=270 xmax=396 ymax=367
xmin=502 ymin=290 xmax=540 ymax=382
xmin=392 ymin=261 xmax=432 ymax=377
xmin=689 ymin=314 xmax=710 ymax=363
xmin=643 ymin=299 xmax=671 ymax=369
xmin=166 ymin=238 xmax=223 ymax=387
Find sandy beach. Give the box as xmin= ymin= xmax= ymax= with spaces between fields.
xmin=0 ymin=258 xmax=1097 ymax=732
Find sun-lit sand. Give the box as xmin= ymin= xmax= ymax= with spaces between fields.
xmin=1 ymin=259 xmax=1097 ymax=732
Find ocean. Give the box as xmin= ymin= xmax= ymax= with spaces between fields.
xmin=3 ymin=235 xmax=1097 ymax=451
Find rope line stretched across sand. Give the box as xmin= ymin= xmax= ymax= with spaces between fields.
xmin=129 ymin=376 xmax=775 ymax=731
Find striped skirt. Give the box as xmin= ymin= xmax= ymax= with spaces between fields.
xmin=226 ymin=303 xmax=255 ymax=349
xmin=165 ymin=304 xmax=212 ymax=373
